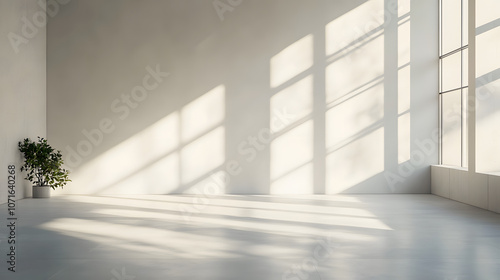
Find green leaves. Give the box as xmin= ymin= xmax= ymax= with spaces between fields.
xmin=18 ymin=137 xmax=71 ymax=190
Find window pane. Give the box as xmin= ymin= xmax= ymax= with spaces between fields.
xmin=439 ymin=60 xmax=442 ymax=92
xmin=441 ymin=52 xmax=462 ymax=92
xmin=442 ymin=0 xmax=462 ymax=54
xmin=441 ymin=90 xmax=462 ymax=166
xmin=462 ymin=88 xmax=468 ymax=167
xmin=462 ymin=49 xmax=468 ymax=87
xmin=462 ymin=0 xmax=468 ymax=46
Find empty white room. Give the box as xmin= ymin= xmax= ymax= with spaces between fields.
xmin=1 ymin=0 xmax=499 ymax=279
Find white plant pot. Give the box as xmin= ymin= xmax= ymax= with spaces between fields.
xmin=33 ymin=185 xmax=51 ymax=198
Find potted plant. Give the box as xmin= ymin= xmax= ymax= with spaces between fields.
xmin=18 ymin=137 xmax=71 ymax=198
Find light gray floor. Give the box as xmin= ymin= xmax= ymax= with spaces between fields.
xmin=0 ymin=194 xmax=499 ymax=280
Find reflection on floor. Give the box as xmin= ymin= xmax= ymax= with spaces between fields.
xmin=0 ymin=194 xmax=499 ymax=280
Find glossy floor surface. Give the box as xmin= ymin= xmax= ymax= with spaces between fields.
xmin=0 ymin=194 xmax=499 ymax=280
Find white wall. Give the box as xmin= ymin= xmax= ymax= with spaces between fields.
xmin=0 ymin=0 xmax=46 ymax=204
xmin=47 ymin=0 xmax=438 ymax=195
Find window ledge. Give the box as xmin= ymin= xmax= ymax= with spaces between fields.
xmin=431 ymin=165 xmax=468 ymax=171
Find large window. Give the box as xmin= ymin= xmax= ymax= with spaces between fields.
xmin=439 ymin=0 xmax=468 ymax=167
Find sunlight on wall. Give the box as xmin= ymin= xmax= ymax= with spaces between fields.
xmin=181 ymin=85 xmax=225 ymax=143
xmin=270 ymin=75 xmax=313 ymax=133
xmin=325 ymin=34 xmax=384 ymax=104
xmin=59 ymin=85 xmax=226 ymax=194
xmin=269 ymin=34 xmax=314 ymax=194
xmin=475 ymin=0 xmax=500 ymax=172
xmin=270 ymin=120 xmax=314 ymax=194
xmin=399 ymin=0 xmax=410 ymax=16
xmin=105 ymin=153 xmax=180 ymax=194
xmin=398 ymin=112 xmax=411 ymax=163
xmin=476 ymin=0 xmax=500 ymax=29
xmin=271 ymin=163 xmax=314 ymax=195
xmin=398 ymin=67 xmax=411 ymax=114
xmin=398 ymin=19 xmax=410 ymax=67
xmin=325 ymin=0 xmax=384 ymax=56
xmin=325 ymin=0 xmax=384 ymax=58
xmin=65 ymin=112 xmax=180 ymax=194
xmin=326 ymin=128 xmax=385 ymax=193
xmin=326 ymin=83 xmax=384 ymax=150
xmin=398 ymin=2 xmax=411 ymax=163
xmin=476 ymin=112 xmax=500 ymax=172
xmin=324 ymin=2 xmax=385 ymax=193
xmin=181 ymin=126 xmax=225 ymax=184
xmin=182 ymin=170 xmax=227 ymax=195
xmin=270 ymin=34 xmax=313 ymax=88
